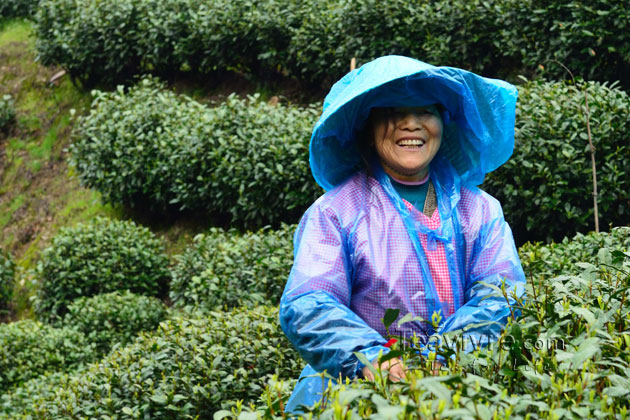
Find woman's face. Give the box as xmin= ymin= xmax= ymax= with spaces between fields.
xmin=370 ymin=106 xmax=443 ymax=181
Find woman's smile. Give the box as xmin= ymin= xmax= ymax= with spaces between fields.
xmin=396 ymin=137 xmax=426 ymax=148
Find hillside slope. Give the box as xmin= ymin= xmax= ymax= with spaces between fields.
xmin=0 ymin=21 xmax=191 ymax=318
xmin=0 ymin=20 xmax=114 ymax=317
xmin=0 ymin=19 xmax=327 ymax=320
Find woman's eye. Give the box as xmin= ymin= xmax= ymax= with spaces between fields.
xmin=394 ymin=108 xmax=431 ymax=117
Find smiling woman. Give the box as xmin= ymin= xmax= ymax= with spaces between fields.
xmin=278 ymin=55 xmax=526 ymax=413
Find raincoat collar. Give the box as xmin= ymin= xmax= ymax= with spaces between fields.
xmin=310 ymin=55 xmax=518 ymax=192
xmin=371 ymin=155 xmax=460 ymax=243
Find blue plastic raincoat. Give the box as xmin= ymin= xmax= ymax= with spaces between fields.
xmin=279 ymin=56 xmax=526 ymax=413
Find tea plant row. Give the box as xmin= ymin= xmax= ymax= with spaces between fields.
xmin=32 ymin=0 xmax=630 ymax=89
xmin=0 ymin=291 xmax=167 ymax=393
xmin=71 ymin=78 xmax=321 ymax=229
xmin=1 ymin=217 xmax=628 ymax=418
xmin=1 ymin=307 xmax=301 ymax=419
xmin=71 ymin=78 xmax=630 ymax=243
xmin=32 ymin=217 xmax=294 ymax=323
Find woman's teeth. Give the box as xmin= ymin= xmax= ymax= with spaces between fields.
xmin=397 ymin=139 xmax=425 ymax=147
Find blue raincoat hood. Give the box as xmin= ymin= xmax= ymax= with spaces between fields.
xmin=310 ymin=55 xmax=518 ymax=191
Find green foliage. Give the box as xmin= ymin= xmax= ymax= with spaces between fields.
xmin=285 ymin=0 xmax=514 ymax=85
xmin=0 ymin=94 xmax=15 ymax=133
xmin=520 ymin=227 xmax=630 ymax=279
xmin=0 ymin=251 xmax=14 ymax=317
xmin=34 ymin=0 xmax=630 ymax=88
xmin=34 ymin=0 xmax=297 ymax=86
xmin=35 ymin=0 xmax=147 ymax=86
xmin=182 ymin=0 xmax=297 ymax=75
xmin=0 ymin=0 xmax=39 ymax=19
xmin=170 ymin=224 xmax=295 ymax=311
xmin=35 ymin=216 xmax=170 ymax=322
xmin=416 ymin=0 xmax=518 ymax=78
xmin=69 ymin=78 xmax=206 ymax=212
xmin=62 ymin=291 xmax=168 ymax=355
xmin=1 ymin=371 xmax=75 ymax=418
xmin=173 ymin=94 xmax=319 ymax=227
xmin=6 ymin=306 xmax=302 ymax=419
xmin=243 ymin=239 xmax=630 ymax=419
xmin=484 ymin=80 xmax=630 ymax=243
xmin=0 ymin=320 xmax=93 ymax=392
xmin=516 ymin=0 xmax=630 ymax=88
xmin=71 ymin=78 xmax=321 ymax=227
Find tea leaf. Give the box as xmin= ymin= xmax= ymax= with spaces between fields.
xmin=382 ymin=309 xmax=400 ymax=330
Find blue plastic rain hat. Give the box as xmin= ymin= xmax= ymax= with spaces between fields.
xmin=309 ymin=55 xmax=518 ymax=191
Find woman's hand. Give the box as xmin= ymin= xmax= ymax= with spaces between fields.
xmin=362 ymin=359 xmax=407 ymax=382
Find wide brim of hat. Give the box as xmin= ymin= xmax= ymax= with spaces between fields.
xmin=310 ymin=55 xmax=518 ymax=191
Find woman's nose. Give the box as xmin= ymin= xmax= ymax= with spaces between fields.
xmin=397 ymin=112 xmax=424 ymax=131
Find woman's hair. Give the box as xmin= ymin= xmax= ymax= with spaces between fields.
xmin=356 ymin=109 xmax=377 ymax=174
xmin=356 ymin=108 xmax=395 ymax=175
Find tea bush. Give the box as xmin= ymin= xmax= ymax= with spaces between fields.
xmin=0 ymin=94 xmax=15 ymax=133
xmin=5 ymin=306 xmax=302 ymax=419
xmin=514 ymin=0 xmax=630 ymax=88
xmin=0 ymin=251 xmax=14 ymax=317
xmin=285 ymin=0 xmax=515 ymax=85
xmin=34 ymin=0 xmax=297 ymax=86
xmin=0 ymin=0 xmax=39 ymax=19
xmin=69 ymin=79 xmax=206 ymax=213
xmin=0 ymin=320 xmax=93 ymax=392
xmin=0 ymin=371 xmax=75 ymax=418
xmin=484 ymin=80 xmax=630 ymax=243
xmin=182 ymin=0 xmax=298 ymax=75
xmin=170 ymin=224 xmax=295 ymax=311
xmin=35 ymin=217 xmax=170 ymax=322
xmin=286 ymin=0 xmax=629 ymax=87
xmin=63 ymin=291 xmax=168 ymax=355
xmin=71 ymin=78 xmax=321 ymax=227
xmin=242 ymin=243 xmax=630 ymax=419
xmin=34 ymin=0 xmax=630 ymax=88
xmin=520 ymin=226 xmax=630 ymax=279
xmin=35 ymin=0 xmax=154 ymax=86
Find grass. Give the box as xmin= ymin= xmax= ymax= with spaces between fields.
xmin=27 ymin=113 xmax=71 ymax=172
xmin=0 ymin=194 xmax=24 ymax=229
xmin=0 ymin=19 xmax=33 ymax=48
xmin=0 ymin=18 xmax=210 ymax=320
xmin=0 ymin=156 xmax=23 ymax=194
xmin=0 ymin=17 xmax=319 ymax=322
xmin=0 ymin=19 xmax=109 ymax=319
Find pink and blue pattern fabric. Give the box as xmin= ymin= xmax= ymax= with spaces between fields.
xmin=280 ymin=167 xmax=525 ymax=412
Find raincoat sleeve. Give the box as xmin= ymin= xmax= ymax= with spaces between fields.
xmin=438 ymin=196 xmax=526 ymax=352
xmin=279 ymin=202 xmax=389 ymax=379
